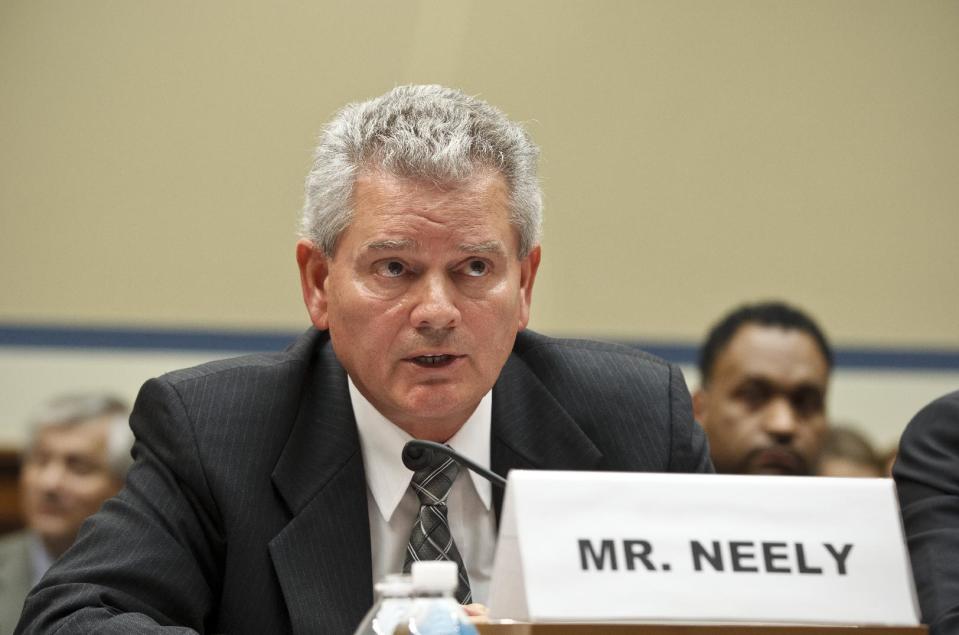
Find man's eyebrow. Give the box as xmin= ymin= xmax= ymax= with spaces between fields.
xmin=738 ymin=375 xmax=824 ymax=393
xmin=364 ymin=239 xmax=418 ymax=251
xmin=458 ymin=240 xmax=506 ymax=256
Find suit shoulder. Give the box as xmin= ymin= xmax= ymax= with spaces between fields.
xmin=128 ymin=331 xmax=330 ymax=488
xmin=897 ymin=390 xmax=959 ymax=480
xmin=132 ymin=329 xmax=327 ymax=446
xmin=506 ymin=331 xmax=704 ymax=473
xmin=513 ymin=330 xmax=673 ymax=377
xmin=901 ymin=390 xmax=959 ymax=446
xmin=155 ymin=329 xmax=322 ymax=391
xmin=509 ymin=330 xmax=682 ymax=421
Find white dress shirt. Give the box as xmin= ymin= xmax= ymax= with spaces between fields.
xmin=349 ymin=377 xmax=496 ymax=605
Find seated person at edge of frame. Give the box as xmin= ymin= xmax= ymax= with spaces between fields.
xmin=17 ymin=85 xmax=713 ymax=634
xmin=894 ymin=390 xmax=959 ymax=635
xmin=817 ymin=424 xmax=884 ymax=478
xmin=692 ymin=301 xmax=832 ymax=475
xmin=0 ymin=394 xmax=132 ymax=635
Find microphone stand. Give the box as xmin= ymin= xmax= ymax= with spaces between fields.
xmin=402 ymin=439 xmax=508 ymax=490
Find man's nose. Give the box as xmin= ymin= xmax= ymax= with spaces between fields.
xmin=763 ymin=397 xmax=799 ymax=441
xmin=36 ymin=461 xmax=67 ymax=492
xmin=409 ymin=273 xmax=461 ymax=330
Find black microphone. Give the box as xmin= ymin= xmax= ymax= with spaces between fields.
xmin=402 ymin=440 xmax=507 ymax=490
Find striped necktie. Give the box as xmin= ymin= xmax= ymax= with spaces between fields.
xmin=403 ymin=452 xmax=472 ymax=604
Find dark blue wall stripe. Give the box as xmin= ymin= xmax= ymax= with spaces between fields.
xmin=634 ymin=343 xmax=959 ymax=372
xmin=0 ymin=324 xmax=300 ymax=354
xmin=1 ymin=323 xmax=958 ymax=371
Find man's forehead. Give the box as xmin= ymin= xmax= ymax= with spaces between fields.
xmin=345 ymin=171 xmax=519 ymax=257
xmin=35 ymin=418 xmax=111 ymax=449
xmin=362 ymin=238 xmax=508 ymax=256
xmin=353 ymin=170 xmax=510 ymax=217
xmin=716 ymin=324 xmax=830 ymax=383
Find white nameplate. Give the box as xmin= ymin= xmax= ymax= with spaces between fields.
xmin=488 ymin=471 xmax=919 ymax=626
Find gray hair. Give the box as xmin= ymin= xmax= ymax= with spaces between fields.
xmin=26 ymin=393 xmax=134 ymax=480
xmin=300 ymin=84 xmax=543 ymax=258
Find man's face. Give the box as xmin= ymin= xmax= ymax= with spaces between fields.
xmin=20 ymin=418 xmax=123 ymax=556
xmin=297 ymin=170 xmax=540 ymax=441
xmin=693 ymin=324 xmax=830 ymax=475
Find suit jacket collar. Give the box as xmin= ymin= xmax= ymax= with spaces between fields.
xmin=491 ymin=347 xmax=604 ymax=519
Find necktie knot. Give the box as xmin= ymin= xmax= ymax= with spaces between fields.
xmin=410 ymin=453 xmax=460 ymax=507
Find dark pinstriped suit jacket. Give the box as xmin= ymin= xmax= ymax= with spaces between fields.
xmin=18 ymin=328 xmax=711 ymax=635
xmin=894 ymin=390 xmax=959 ymax=635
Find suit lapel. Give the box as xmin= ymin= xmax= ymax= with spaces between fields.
xmin=490 ymin=352 xmax=603 ymax=520
xmin=269 ymin=341 xmax=373 ymax=635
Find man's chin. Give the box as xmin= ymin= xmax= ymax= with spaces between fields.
xmin=751 ymin=465 xmax=796 ymax=476
xmin=406 ymin=382 xmax=484 ymax=409
xmin=392 ymin=393 xmax=484 ymax=439
xmin=740 ymin=446 xmax=809 ymax=476
xmin=32 ymin=524 xmax=77 ymax=548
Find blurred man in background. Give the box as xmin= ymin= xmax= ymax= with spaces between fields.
xmin=693 ymin=301 xmax=832 ymax=475
xmin=0 ymin=393 xmax=133 ymax=634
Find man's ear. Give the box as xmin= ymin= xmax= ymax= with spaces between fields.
xmin=692 ymin=387 xmax=708 ymax=427
xmin=296 ymin=239 xmax=331 ymax=330
xmin=517 ymin=245 xmax=542 ymax=331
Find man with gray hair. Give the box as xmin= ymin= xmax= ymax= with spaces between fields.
xmin=0 ymin=393 xmax=132 ymax=635
xmin=19 ymin=85 xmax=710 ymax=634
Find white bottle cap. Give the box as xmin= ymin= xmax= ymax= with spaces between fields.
xmin=411 ymin=561 xmax=457 ymax=594
xmin=375 ymin=573 xmax=413 ymax=597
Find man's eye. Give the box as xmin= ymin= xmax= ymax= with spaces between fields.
xmin=735 ymin=382 xmax=770 ymax=409
xmin=792 ymin=388 xmax=824 ymax=418
xmin=463 ymin=259 xmax=488 ymax=277
xmin=25 ymin=451 xmax=49 ymax=467
xmin=376 ymin=260 xmax=406 ymax=278
xmin=67 ymin=458 xmax=97 ymax=476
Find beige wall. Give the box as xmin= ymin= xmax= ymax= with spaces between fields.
xmin=1 ymin=1 xmax=957 ymax=442
xmin=2 ymin=0 xmax=957 ymax=343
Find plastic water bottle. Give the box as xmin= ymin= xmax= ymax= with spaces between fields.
xmin=397 ymin=561 xmax=478 ymax=635
xmin=352 ymin=573 xmax=414 ymax=635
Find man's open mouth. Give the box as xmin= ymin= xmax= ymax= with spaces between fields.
xmin=409 ymin=354 xmax=460 ymax=368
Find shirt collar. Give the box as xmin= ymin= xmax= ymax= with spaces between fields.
xmin=349 ymin=376 xmax=492 ymax=522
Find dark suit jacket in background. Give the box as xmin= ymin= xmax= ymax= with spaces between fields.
xmin=18 ymin=328 xmax=711 ymax=634
xmin=895 ymin=389 xmax=959 ymax=635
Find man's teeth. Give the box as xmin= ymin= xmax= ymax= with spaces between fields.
xmin=415 ymin=355 xmax=451 ymax=364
